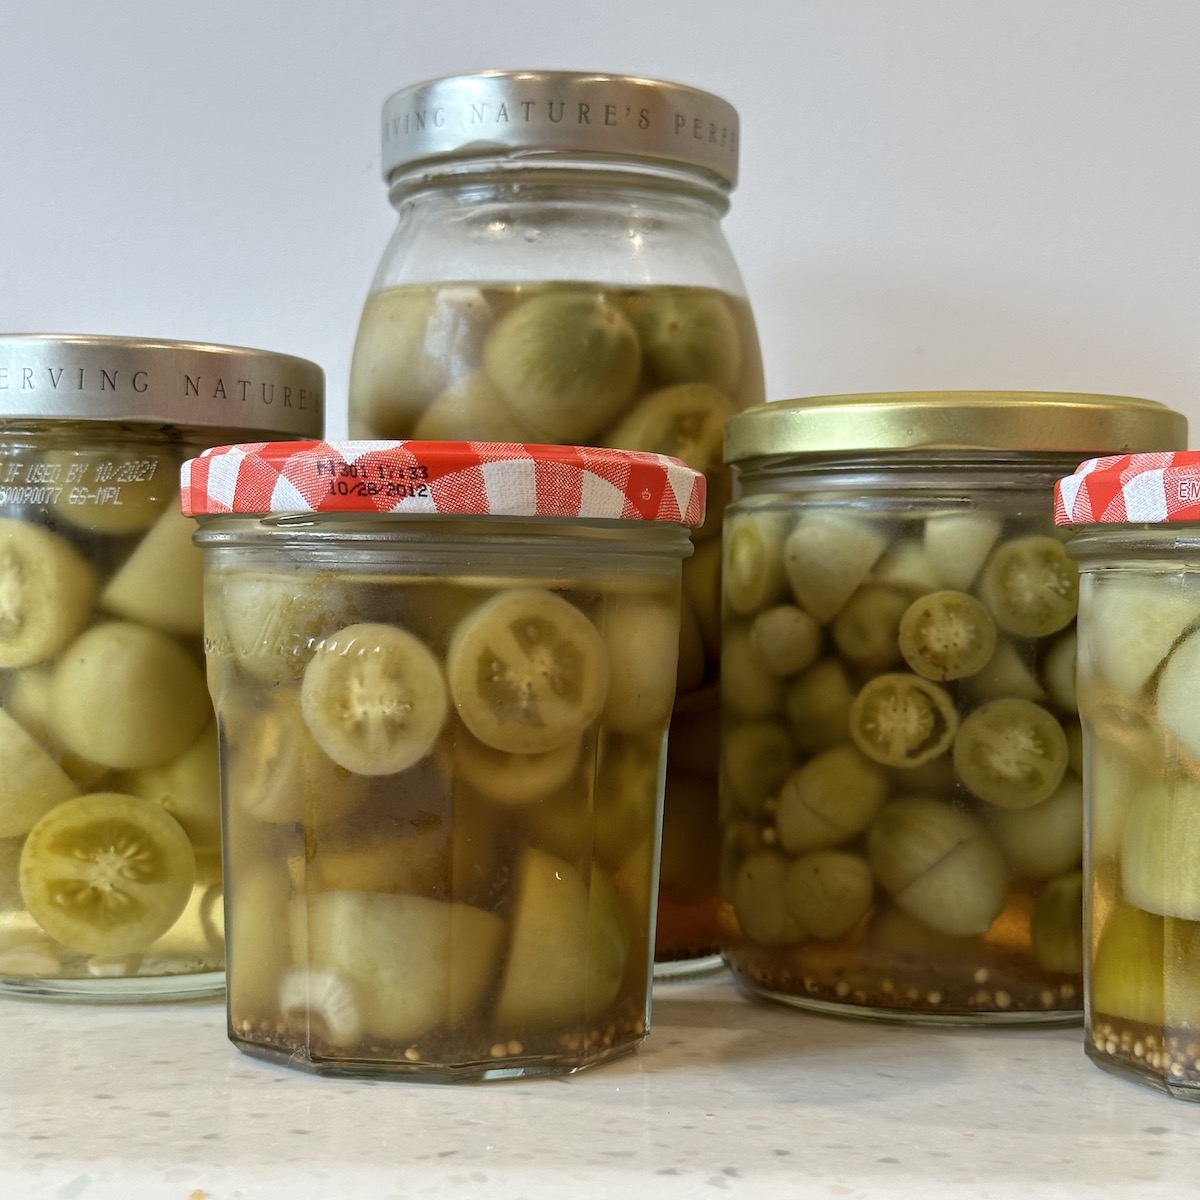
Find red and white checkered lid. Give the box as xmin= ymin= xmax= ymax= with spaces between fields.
xmin=180 ymin=440 xmax=707 ymax=526
xmin=1054 ymin=451 xmax=1200 ymax=525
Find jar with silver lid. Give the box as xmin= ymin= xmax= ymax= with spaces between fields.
xmin=349 ymin=70 xmax=765 ymax=975
xmin=0 ymin=334 xmax=323 ymax=1000
xmin=719 ymin=391 xmax=1186 ymax=1024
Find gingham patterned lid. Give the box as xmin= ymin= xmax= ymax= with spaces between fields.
xmin=1054 ymin=451 xmax=1200 ymax=525
xmin=180 ymin=440 xmax=707 ymax=525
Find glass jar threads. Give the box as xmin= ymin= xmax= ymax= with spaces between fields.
xmin=0 ymin=334 xmax=323 ymax=1000
xmin=349 ymin=70 xmax=765 ymax=974
xmin=186 ymin=440 xmax=704 ymax=1080
xmin=1057 ymin=452 xmax=1200 ymax=1098
xmin=718 ymin=392 xmax=1186 ymax=1024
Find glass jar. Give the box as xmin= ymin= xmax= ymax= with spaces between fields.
xmin=718 ymin=391 xmax=1187 ymax=1024
xmin=186 ymin=439 xmax=704 ymax=1080
xmin=348 ymin=70 xmax=765 ymax=975
xmin=0 ymin=334 xmax=323 ymax=1000
xmin=1057 ymin=452 xmax=1200 ymax=1098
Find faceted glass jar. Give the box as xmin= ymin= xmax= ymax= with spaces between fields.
xmin=197 ymin=513 xmax=692 ymax=1080
xmin=718 ymin=391 xmax=1187 ymax=1024
xmin=348 ymin=71 xmax=765 ymax=974
xmin=1067 ymin=514 xmax=1200 ymax=1097
xmin=0 ymin=336 xmax=323 ymax=1000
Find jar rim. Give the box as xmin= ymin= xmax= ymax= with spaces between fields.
xmin=724 ymin=391 xmax=1188 ymax=462
xmin=181 ymin=439 xmax=707 ymax=526
xmin=0 ymin=334 xmax=324 ymax=437
xmin=379 ymin=70 xmax=739 ymax=190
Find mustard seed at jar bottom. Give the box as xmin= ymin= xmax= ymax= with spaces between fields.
xmin=187 ymin=440 xmax=704 ymax=1080
xmin=718 ymin=392 xmax=1186 ymax=1025
xmin=0 ymin=335 xmax=323 ymax=1001
xmin=1058 ymin=452 xmax=1200 ymax=1099
xmin=350 ymin=71 xmax=766 ymax=974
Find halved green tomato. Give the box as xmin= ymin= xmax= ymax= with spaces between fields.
xmin=19 ymin=792 xmax=195 ymax=956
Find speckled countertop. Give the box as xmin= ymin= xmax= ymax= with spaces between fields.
xmin=4 ymin=972 xmax=1198 ymax=1199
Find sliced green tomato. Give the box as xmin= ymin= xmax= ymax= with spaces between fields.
xmin=922 ymin=512 xmax=1001 ymax=590
xmin=0 ymin=707 xmax=80 ymax=839
xmin=1084 ymin=574 xmax=1198 ymax=696
xmin=848 ymin=673 xmax=958 ymax=767
xmin=1120 ymin=774 xmax=1200 ymax=920
xmin=446 ymin=588 xmax=608 ymax=754
xmin=598 ymin=595 xmax=680 ymax=735
xmin=1029 ymin=870 xmax=1083 ymax=975
xmin=453 ymin=730 xmax=581 ymax=805
xmin=0 ymin=517 xmax=98 ymax=669
xmin=1090 ymin=903 xmax=1164 ymax=1025
xmin=1155 ymin=628 xmax=1200 ymax=760
xmin=301 ymin=622 xmax=449 ymax=775
xmin=774 ymin=744 xmax=888 ymax=854
xmin=120 ymin=720 xmax=222 ymax=853
xmin=100 ymin=498 xmax=204 ymax=637
xmin=723 ymin=510 xmax=787 ymax=616
xmin=19 ymin=792 xmax=195 ymax=956
xmin=493 ymin=850 xmax=627 ymax=1029
xmin=304 ymin=891 xmax=505 ymax=1042
xmin=898 ymin=589 xmax=996 ymax=681
xmin=782 ymin=512 xmax=886 ymax=623
xmin=866 ymin=798 xmax=1007 ymax=937
xmin=952 ymin=698 xmax=1068 ymax=810
xmin=979 ymin=535 xmax=1078 ymax=638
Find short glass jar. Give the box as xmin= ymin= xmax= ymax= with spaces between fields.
xmin=1057 ymin=452 xmax=1200 ymax=1098
xmin=348 ymin=70 xmax=765 ymax=975
xmin=718 ymin=392 xmax=1187 ymax=1024
xmin=186 ymin=439 xmax=703 ymax=1080
xmin=0 ymin=334 xmax=323 ymax=1000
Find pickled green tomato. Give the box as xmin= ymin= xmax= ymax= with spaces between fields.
xmin=783 ymin=659 xmax=855 ymax=752
xmin=774 ymin=744 xmax=888 ymax=853
xmin=446 ymin=589 xmax=609 ymax=755
xmin=866 ymin=798 xmax=1007 ymax=937
xmin=731 ymin=851 xmax=808 ymax=945
xmin=1120 ymin=775 xmax=1200 ymax=920
xmin=783 ymin=513 xmax=886 ymax=623
xmin=625 ymin=289 xmax=743 ymax=392
xmin=831 ymin=586 xmax=909 ymax=670
xmin=301 ymin=623 xmax=449 ymax=776
xmin=720 ymin=720 xmax=794 ymax=816
xmin=1030 ymin=870 xmax=1083 ymax=974
xmin=1154 ymin=628 xmax=1200 ymax=760
xmin=723 ymin=511 xmax=787 ymax=616
xmin=0 ymin=517 xmax=98 ymax=668
xmin=783 ymin=850 xmax=874 ymax=941
xmin=0 ymin=707 xmax=80 ymax=838
xmin=49 ymin=621 xmax=211 ymax=770
xmin=897 ymin=589 xmax=996 ymax=682
xmin=19 ymin=792 xmax=196 ymax=956
xmin=1090 ymin=904 xmax=1165 ymax=1024
xmin=989 ymin=774 xmax=1083 ymax=878
xmin=848 ymin=673 xmax=958 ymax=768
xmin=484 ymin=290 xmax=642 ymax=444
xmin=923 ymin=512 xmax=1001 ymax=590
xmin=979 ymin=535 xmax=1079 ymax=638
xmin=952 ymin=698 xmax=1068 ymax=809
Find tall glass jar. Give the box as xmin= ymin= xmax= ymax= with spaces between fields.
xmin=1057 ymin=452 xmax=1200 ymax=1099
xmin=719 ymin=392 xmax=1186 ymax=1024
xmin=0 ymin=334 xmax=323 ymax=1000
xmin=348 ymin=70 xmax=765 ymax=974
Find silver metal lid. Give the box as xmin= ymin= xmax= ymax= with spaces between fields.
xmin=0 ymin=335 xmax=324 ymax=436
xmin=380 ymin=70 xmax=739 ymax=188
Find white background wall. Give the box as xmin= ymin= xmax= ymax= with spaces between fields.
xmin=3 ymin=1 xmax=1199 ymax=438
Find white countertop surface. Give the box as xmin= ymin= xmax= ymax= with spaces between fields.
xmin=4 ymin=971 xmax=1197 ymax=1200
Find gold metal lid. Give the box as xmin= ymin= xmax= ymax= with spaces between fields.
xmin=723 ymin=391 xmax=1188 ymax=463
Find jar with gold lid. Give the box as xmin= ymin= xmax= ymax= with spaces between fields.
xmin=718 ymin=391 xmax=1186 ymax=1023
xmin=0 ymin=334 xmax=323 ymax=1000
xmin=348 ymin=69 xmax=765 ymax=975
